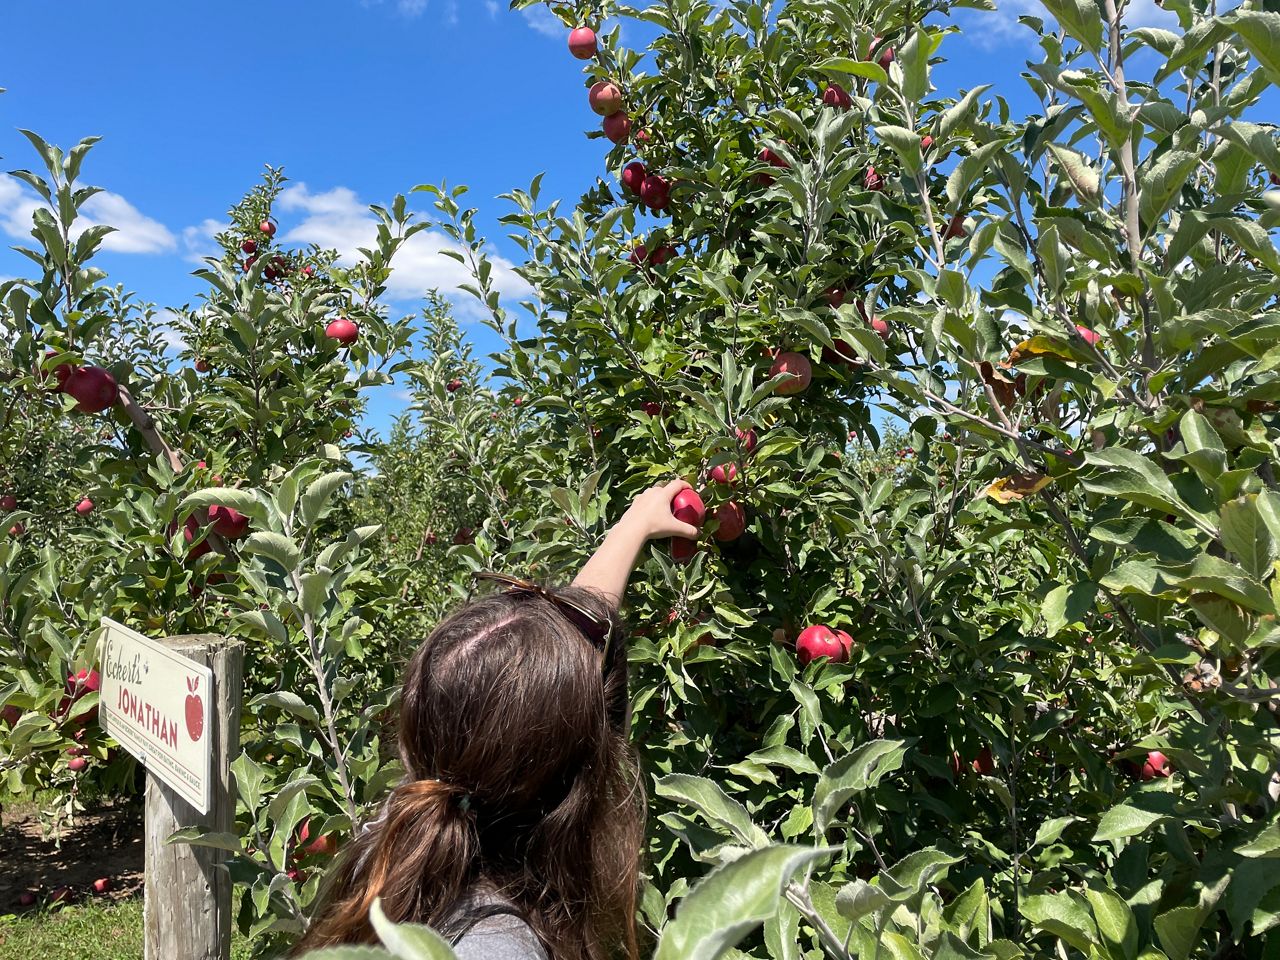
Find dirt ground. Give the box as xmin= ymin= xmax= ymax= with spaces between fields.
xmin=0 ymin=796 xmax=144 ymax=910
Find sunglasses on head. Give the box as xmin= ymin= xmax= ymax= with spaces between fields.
xmin=468 ymin=571 xmax=612 ymax=661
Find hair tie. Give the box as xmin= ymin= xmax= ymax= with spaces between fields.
xmin=458 ymin=793 xmax=472 ymax=813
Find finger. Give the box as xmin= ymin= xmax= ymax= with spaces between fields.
xmin=664 ymin=522 xmax=701 ymax=540
xmin=662 ymin=477 xmax=693 ymax=496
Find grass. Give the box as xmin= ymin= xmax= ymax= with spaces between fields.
xmin=0 ymin=897 xmax=256 ymax=960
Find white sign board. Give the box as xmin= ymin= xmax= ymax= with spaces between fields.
xmin=99 ymin=618 xmax=213 ymax=814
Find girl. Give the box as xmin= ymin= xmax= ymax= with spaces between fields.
xmin=294 ymin=480 xmax=702 ymax=960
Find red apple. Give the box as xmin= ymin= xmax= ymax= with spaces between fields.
xmin=671 ymin=537 xmax=698 ymax=563
xmin=671 ymin=489 xmax=706 ymax=527
xmin=649 ymin=244 xmax=676 ymax=266
xmin=603 ymin=112 xmax=631 ymax=144
xmin=568 ymin=26 xmax=598 ymax=59
xmin=735 ymin=426 xmax=758 ymax=453
xmin=589 ymin=81 xmax=623 ymax=116
xmin=834 ymin=629 xmax=855 ymax=658
xmin=92 ymin=877 xmax=112 ymax=894
xmin=825 ymin=286 xmax=846 ymax=308
xmin=628 ymin=243 xmax=649 ymax=266
xmin=622 ymin=160 xmax=647 ymax=195
xmin=63 ymin=366 xmax=118 ymax=414
xmin=68 ymin=757 xmax=87 ymax=772
xmin=822 ymin=338 xmax=857 ymax=366
xmin=865 ymin=166 xmax=884 ymax=191
xmin=513 ymin=396 xmax=525 ymax=407
xmin=972 ymin=745 xmax=996 ymax=775
xmin=447 ymin=378 xmax=463 ymax=393
xmin=242 ymin=257 xmax=256 ymax=272
xmin=869 ymin=36 xmax=894 ymax=70
xmin=2 ymin=705 xmax=20 ymax=726
xmin=208 ymin=504 xmax=249 ymax=540
xmin=75 ymin=498 xmax=94 ymax=516
xmin=870 ymin=316 xmax=890 ymax=340
xmin=642 ymin=401 xmax=662 ymax=416
xmin=178 ymin=515 xmax=213 ymax=560
xmin=18 ymin=891 xmax=36 ymax=907
xmin=640 ymin=174 xmax=671 ymax=212
xmin=453 ymin=527 xmax=474 ymax=545
xmin=1141 ymin=750 xmax=1171 ymax=780
xmin=822 ymin=82 xmax=853 ymax=109
xmin=1271 ymin=172 xmax=1280 ymax=187
xmin=302 ymin=264 xmax=315 ymax=277
xmin=709 ymin=462 xmax=738 ymax=485
xmin=635 ymin=129 xmax=651 ymax=145
xmin=241 ymin=239 xmax=257 ymax=255
xmin=195 ymin=358 xmax=211 ymax=373
xmin=1075 ymin=325 xmax=1101 ymax=346
xmin=260 ymin=220 xmax=276 ymax=237
xmin=759 ymin=147 xmax=789 ymax=169
xmin=0 ymin=494 xmax=16 ymax=511
xmin=425 ymin=531 xmax=438 ymax=545
xmin=325 ymin=318 xmax=359 ymax=345
xmin=944 ymin=214 xmax=968 ymax=240
xmin=770 ymin=352 xmax=813 ymax=395
xmin=712 ymin=502 xmax=746 ymax=542
xmin=49 ymin=886 xmax=73 ymax=904
xmin=796 ymin=625 xmax=848 ymax=666
xmin=920 ymin=135 xmax=934 ymax=152
xmin=8 ymin=523 xmax=24 ymax=537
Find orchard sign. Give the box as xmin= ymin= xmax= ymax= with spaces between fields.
xmin=99 ymin=618 xmax=213 ymax=814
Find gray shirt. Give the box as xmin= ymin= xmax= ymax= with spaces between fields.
xmin=453 ymin=910 xmax=549 ymax=960
xmin=449 ymin=889 xmax=548 ymax=960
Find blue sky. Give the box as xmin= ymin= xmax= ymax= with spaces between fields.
xmin=0 ymin=0 xmax=1188 ymax=436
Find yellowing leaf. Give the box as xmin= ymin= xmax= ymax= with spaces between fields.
xmin=1009 ymin=336 xmax=1073 ymax=365
xmin=985 ymin=473 xmax=1052 ymax=504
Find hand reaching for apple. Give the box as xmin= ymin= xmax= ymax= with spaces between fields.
xmin=572 ymin=479 xmax=702 ymax=606
xmin=619 ymin=479 xmax=702 ymax=541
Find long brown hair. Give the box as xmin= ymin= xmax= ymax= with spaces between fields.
xmin=293 ymin=583 xmax=645 ymax=960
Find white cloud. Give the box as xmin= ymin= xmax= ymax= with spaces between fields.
xmin=0 ymin=176 xmax=176 ymax=255
xmin=521 ymin=8 xmax=563 ymax=37
xmin=277 ymin=182 xmax=533 ymax=310
xmin=181 ymin=217 xmax=225 ymax=263
xmin=484 ymin=0 xmax=499 ymax=15
xmin=970 ymin=0 xmax=1175 ymax=47
xmin=153 ymin=307 xmax=189 ymax=353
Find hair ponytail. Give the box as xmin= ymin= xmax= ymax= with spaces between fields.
xmin=292 ymin=778 xmax=478 ymax=953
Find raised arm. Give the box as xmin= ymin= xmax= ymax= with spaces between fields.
xmin=571 ymin=479 xmax=701 ymax=608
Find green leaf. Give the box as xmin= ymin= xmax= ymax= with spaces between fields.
xmin=1226 ymin=12 xmax=1280 ymax=87
xmin=1039 ymin=0 xmax=1104 ymax=52
xmin=812 ymin=738 xmax=913 ymax=837
xmin=1235 ymin=820 xmax=1280 ymax=858
xmin=655 ymin=774 xmax=770 ymax=848
xmin=1138 ymin=151 xmax=1198 ymax=230
xmin=241 ymin=532 xmax=303 ymax=571
xmin=815 ymin=57 xmax=887 ymax=85
xmin=178 ymin=487 xmax=264 ymax=522
xmin=1080 ymin=448 xmax=1209 ymax=530
xmin=1032 ymin=816 xmax=1079 ymax=849
xmin=1020 ymin=891 xmax=1098 ymax=952
xmin=834 ymin=879 xmax=891 ymax=922
xmin=301 ymin=471 xmax=353 ymax=526
xmin=1043 ymin=582 xmax=1099 ymax=637
xmin=166 ymin=828 xmax=243 ymax=852
xmin=652 ymin=845 xmax=835 ymax=960
xmin=1047 ymin=143 xmax=1100 ymax=206
xmin=251 ymin=691 xmax=322 ymax=729
xmin=369 ymin=899 xmax=460 ymax=960
xmin=1085 ymin=887 xmax=1138 ymax=960
xmin=300 ymin=948 xmax=396 ymax=960
xmin=231 ymin=751 xmax=267 ymax=814
xmin=1093 ymin=802 xmax=1168 ymax=842
xmin=1219 ymin=496 xmax=1277 ymax=581
xmin=880 ymin=847 xmax=961 ymax=903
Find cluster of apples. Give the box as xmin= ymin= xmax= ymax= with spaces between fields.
xmin=567 ymin=25 xmax=672 ymax=219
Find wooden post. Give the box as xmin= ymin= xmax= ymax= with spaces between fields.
xmin=144 ymin=635 xmax=244 ymax=960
